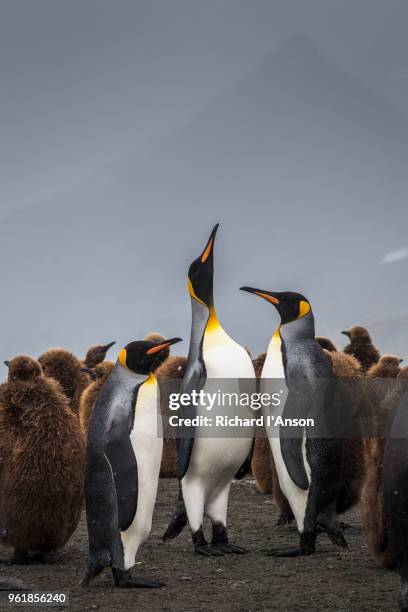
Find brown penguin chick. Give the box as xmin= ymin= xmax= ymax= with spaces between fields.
xmin=83 ymin=341 xmax=116 ymax=369
xmin=252 ymin=352 xmax=266 ymax=378
xmin=251 ymin=353 xmax=271 ymax=493
xmin=155 ymin=355 xmax=188 ymax=478
xmin=143 ymin=332 xmax=170 ymax=367
xmin=79 ymin=361 xmax=115 ymax=438
xmin=360 ymin=364 xmax=406 ymax=569
xmin=367 ymin=354 xmax=403 ymax=379
xmin=342 ymin=326 xmax=380 ymax=372
xmin=316 ymin=336 xmax=337 ymax=352
xmin=252 ymin=437 xmax=273 ymax=494
xmin=0 ymin=356 xmax=85 ymax=563
xmin=38 ymin=348 xmax=91 ymax=416
xmin=324 ymin=350 xmax=365 ymax=514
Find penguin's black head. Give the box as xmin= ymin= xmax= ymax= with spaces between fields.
xmin=240 ymin=288 xmax=311 ymax=325
xmin=118 ymin=337 xmax=182 ymax=375
xmin=187 ymin=224 xmax=218 ymax=308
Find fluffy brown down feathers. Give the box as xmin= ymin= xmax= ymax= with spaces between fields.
xmin=0 ymin=356 xmax=85 ymax=554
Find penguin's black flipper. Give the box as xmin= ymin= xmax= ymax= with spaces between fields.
xmin=280 ymin=437 xmax=309 ymax=490
xmin=234 ymin=435 xmax=255 ymax=480
xmin=105 ymin=428 xmax=138 ymax=532
xmin=280 ymin=384 xmax=310 ymax=491
xmin=177 ymin=361 xmax=206 ymax=480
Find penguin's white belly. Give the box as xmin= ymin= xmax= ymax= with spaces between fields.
xmin=261 ymin=336 xmax=311 ymax=532
xmin=185 ymin=330 xmax=255 ymax=493
xmin=120 ymin=383 xmax=162 ymax=570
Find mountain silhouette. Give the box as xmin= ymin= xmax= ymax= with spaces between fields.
xmin=1 ymin=36 xmax=408 ymax=361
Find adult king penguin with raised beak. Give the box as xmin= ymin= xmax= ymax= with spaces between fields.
xmin=240 ymin=287 xmax=347 ymax=556
xmin=164 ymin=224 xmax=256 ymax=556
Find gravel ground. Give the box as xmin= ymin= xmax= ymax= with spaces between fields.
xmin=0 ymin=477 xmax=399 ymax=611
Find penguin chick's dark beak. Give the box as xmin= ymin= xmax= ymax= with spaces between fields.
xmin=240 ymin=286 xmax=280 ymax=305
xmin=200 ymin=223 xmax=219 ymax=263
xmin=81 ymin=367 xmax=97 ymax=381
xmin=399 ymin=358 xmax=404 ymax=364
xmin=341 ymin=330 xmax=350 ymax=337
xmin=146 ymin=338 xmax=182 ymax=355
xmin=3 ymin=360 xmax=10 ymax=367
xmin=103 ymin=341 xmax=116 ymax=351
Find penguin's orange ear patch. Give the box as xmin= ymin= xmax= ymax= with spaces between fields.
xmin=255 ymin=291 xmax=279 ymax=305
xmin=118 ymin=348 xmax=128 ymax=368
xmin=298 ymin=300 xmax=311 ymax=318
xmin=146 ymin=342 xmax=171 ymax=355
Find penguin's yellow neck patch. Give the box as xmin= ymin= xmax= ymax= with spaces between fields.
xmin=273 ymin=325 xmax=281 ymax=339
xmin=144 ymin=372 xmax=157 ymax=386
xmin=206 ymin=306 xmax=220 ymax=333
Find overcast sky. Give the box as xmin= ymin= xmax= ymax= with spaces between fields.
xmin=0 ymin=0 xmax=407 ymax=367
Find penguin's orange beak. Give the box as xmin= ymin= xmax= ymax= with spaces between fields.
xmin=146 ymin=338 xmax=182 ymax=355
xmin=200 ymin=224 xmax=219 ymax=263
xmin=240 ymin=287 xmax=280 ymax=305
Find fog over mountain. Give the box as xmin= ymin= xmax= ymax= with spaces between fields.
xmin=0 ymin=1 xmax=407 ymax=370
xmin=1 ymin=30 xmax=408 ymax=365
xmin=350 ymin=1 xmax=408 ymax=118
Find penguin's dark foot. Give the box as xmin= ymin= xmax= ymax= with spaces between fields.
xmin=195 ymin=544 xmax=224 ymax=557
xmin=276 ymin=512 xmax=294 ymax=526
xmin=212 ymin=542 xmax=247 ymax=554
xmin=329 ymin=530 xmax=348 ymax=549
xmin=264 ymin=530 xmax=316 ymax=557
xmin=9 ymin=550 xmax=34 ymax=565
xmin=210 ymin=522 xmax=247 ymax=554
xmin=112 ymin=568 xmax=164 ymax=588
xmin=318 ymin=517 xmax=348 ymax=548
xmin=264 ymin=546 xmax=307 ymax=557
xmin=192 ymin=526 xmax=223 ymax=557
xmin=81 ymin=563 xmax=104 ymax=587
xmin=42 ymin=550 xmax=57 ymax=564
xmin=0 ymin=577 xmax=29 ymax=591
xmin=339 ymin=521 xmax=351 ymax=531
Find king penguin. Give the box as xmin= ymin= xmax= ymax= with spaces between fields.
xmin=163 ymin=224 xmax=256 ymax=556
xmin=240 ymin=287 xmax=347 ymax=556
xmin=82 ymin=336 xmax=182 ymax=588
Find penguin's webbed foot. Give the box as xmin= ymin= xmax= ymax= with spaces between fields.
xmin=9 ymin=550 xmax=35 ymax=565
xmin=317 ymin=517 xmax=348 ymax=548
xmin=192 ymin=526 xmax=223 ymax=556
xmin=264 ymin=531 xmax=316 ymax=557
xmin=195 ymin=544 xmax=224 ymax=557
xmin=276 ymin=512 xmax=294 ymax=526
xmin=113 ymin=569 xmax=164 ymax=588
xmin=212 ymin=542 xmax=248 ymax=554
xmin=264 ymin=546 xmax=308 ymax=558
xmin=329 ymin=530 xmax=348 ymax=549
xmin=42 ymin=550 xmax=57 ymax=564
xmin=210 ymin=522 xmax=247 ymax=554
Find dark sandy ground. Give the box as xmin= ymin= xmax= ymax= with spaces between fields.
xmin=0 ymin=478 xmax=400 ymax=611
